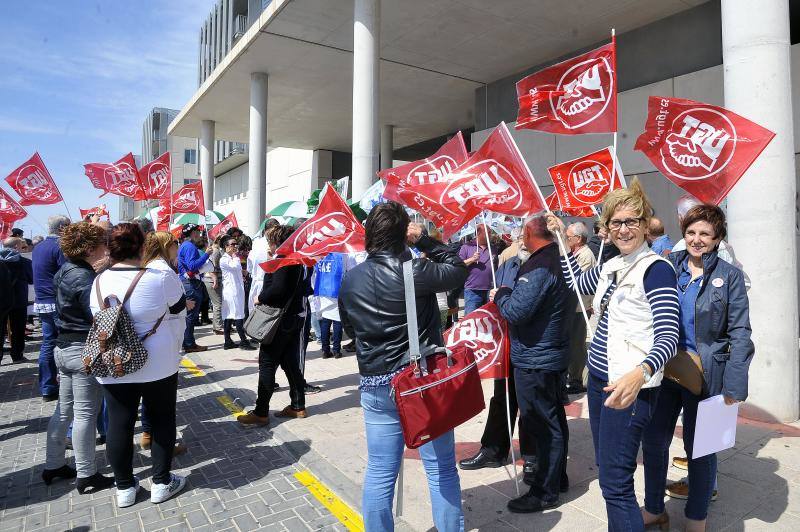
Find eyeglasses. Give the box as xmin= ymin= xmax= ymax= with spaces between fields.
xmin=226 ymin=241 xmax=238 ymax=247
xmin=607 ymin=218 xmax=643 ymax=231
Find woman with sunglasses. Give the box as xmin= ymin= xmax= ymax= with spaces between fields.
xmin=220 ymin=235 xmax=254 ymax=350
xmin=547 ymin=178 xmax=680 ymax=530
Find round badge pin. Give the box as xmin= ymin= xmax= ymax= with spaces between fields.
xmin=712 ymin=277 xmax=724 ymax=288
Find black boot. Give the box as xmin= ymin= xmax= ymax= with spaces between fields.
xmin=76 ymin=472 xmax=115 ymax=494
xmin=42 ymin=465 xmax=76 ymax=485
xmin=458 ymin=449 xmax=505 ymax=470
xmin=223 ymin=320 xmax=237 ymax=349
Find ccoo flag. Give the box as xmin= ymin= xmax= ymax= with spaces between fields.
xmin=634 ymin=96 xmax=775 ymax=205
xmin=516 ymin=41 xmax=616 ymax=134
xmin=4 ymin=152 xmax=63 ymax=206
xmin=261 ymin=184 xmax=365 ymax=273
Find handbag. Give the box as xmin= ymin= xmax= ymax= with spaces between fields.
xmin=244 ymin=273 xmax=301 ymax=344
xmin=664 ymin=349 xmax=704 ymax=395
xmin=390 ymin=260 xmax=485 ymax=449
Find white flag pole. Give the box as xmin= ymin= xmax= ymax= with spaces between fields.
xmin=480 ymin=212 xmax=519 ymax=496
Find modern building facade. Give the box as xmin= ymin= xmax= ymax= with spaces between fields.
xmin=170 ymin=0 xmax=800 ymax=422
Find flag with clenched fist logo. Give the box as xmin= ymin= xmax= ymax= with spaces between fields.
xmin=261 ymin=183 xmax=365 ymax=273
xmin=635 ymin=96 xmax=775 ymax=205
xmin=444 ymin=303 xmax=509 ymax=379
xmin=548 ymin=146 xmax=623 ymax=211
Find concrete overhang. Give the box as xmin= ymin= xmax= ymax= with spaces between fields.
xmin=169 ymin=0 xmax=707 ymax=151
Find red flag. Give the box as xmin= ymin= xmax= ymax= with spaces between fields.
xmin=135 ymin=152 xmax=172 ymax=200
xmin=261 ymin=184 xmax=365 ymax=273
xmin=208 ymin=211 xmax=239 ymax=241
xmin=79 ymin=205 xmax=109 ymax=219
xmin=0 ymin=220 xmax=13 ymax=240
xmin=634 ymin=96 xmax=775 ymax=205
xmin=516 ymin=41 xmax=616 ymax=134
xmin=170 ymin=225 xmax=183 ymax=239
xmin=84 ymin=153 xmax=143 ymax=199
xmin=0 ymin=188 xmax=27 ymax=222
xmin=165 ymin=181 xmax=205 ymax=215
xmin=548 ymin=147 xmax=623 ymax=211
xmin=440 ymin=121 xmax=544 ymax=220
xmin=545 ymin=191 xmax=595 ymax=217
xmin=4 ymin=152 xmax=63 ymax=206
xmin=444 ymin=302 xmax=509 ymax=379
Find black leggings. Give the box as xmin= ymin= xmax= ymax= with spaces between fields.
xmin=254 ymin=318 xmax=305 ymax=416
xmin=102 ymin=372 xmax=178 ymax=489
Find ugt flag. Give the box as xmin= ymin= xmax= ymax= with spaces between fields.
xmin=545 ymin=191 xmax=595 ymax=217
xmin=5 ymin=152 xmax=63 ymax=206
xmin=444 ymin=302 xmax=509 ymax=379
xmin=261 ymin=184 xmax=365 ymax=273
xmin=84 ymin=153 xmax=143 ymax=199
xmin=380 ymin=132 xmax=471 ymax=234
xmin=548 ymin=146 xmax=623 ymax=211
xmin=164 ymin=181 xmax=205 ymax=215
xmin=634 ymin=96 xmax=776 ymax=205
xmin=0 ymin=187 xmax=27 ymax=222
xmin=516 ymin=41 xmax=616 ymax=134
xmin=79 ymin=205 xmax=109 ymax=219
xmin=208 ymin=211 xmax=239 ymax=241
xmin=440 ymin=122 xmax=545 ymax=223
xmin=135 ymin=152 xmax=172 ymax=200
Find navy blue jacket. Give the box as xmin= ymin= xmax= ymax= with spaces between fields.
xmin=32 ymin=235 xmax=65 ymax=304
xmin=0 ymin=249 xmax=33 ymax=308
xmin=668 ymin=250 xmax=754 ymax=401
xmin=494 ymin=242 xmax=576 ymax=371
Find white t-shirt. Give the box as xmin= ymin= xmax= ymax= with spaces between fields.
xmin=90 ymin=265 xmax=185 ymax=384
xmin=146 ymin=259 xmax=187 ymax=356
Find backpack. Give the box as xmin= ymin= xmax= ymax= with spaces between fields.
xmin=82 ymin=269 xmax=165 ymax=378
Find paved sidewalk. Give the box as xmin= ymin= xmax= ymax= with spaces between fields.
xmin=187 ymin=326 xmax=800 ymax=531
xmin=0 ymin=333 xmax=345 ymax=532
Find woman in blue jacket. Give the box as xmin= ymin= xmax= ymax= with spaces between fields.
xmin=641 ymin=204 xmax=754 ymax=531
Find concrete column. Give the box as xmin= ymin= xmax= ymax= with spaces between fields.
xmin=352 ymin=0 xmax=380 ymax=199
xmin=380 ymin=124 xmax=393 ymax=170
xmin=200 ymin=119 xmax=215 ymax=211
xmin=248 ymin=72 xmax=269 ymax=236
xmin=723 ymin=0 xmax=798 ymax=421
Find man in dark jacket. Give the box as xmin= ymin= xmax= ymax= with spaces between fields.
xmin=1 ymin=238 xmax=34 ymax=364
xmin=493 ymin=216 xmax=575 ymax=514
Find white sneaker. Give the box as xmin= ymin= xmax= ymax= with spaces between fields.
xmin=150 ymin=474 xmax=187 ymax=504
xmin=116 ymin=478 xmax=140 ymax=508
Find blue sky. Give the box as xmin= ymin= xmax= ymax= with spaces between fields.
xmin=0 ymin=0 xmax=214 ymax=237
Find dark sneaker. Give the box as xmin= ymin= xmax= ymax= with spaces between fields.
xmin=507 ymin=491 xmax=559 ymax=513
xmin=334 ymin=351 xmax=342 ymax=359
xmin=304 ymin=384 xmax=322 ymax=395
xmin=322 ymin=350 xmax=333 ymax=359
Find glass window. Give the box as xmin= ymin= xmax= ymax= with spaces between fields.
xmin=184 ymin=149 xmax=197 ymax=164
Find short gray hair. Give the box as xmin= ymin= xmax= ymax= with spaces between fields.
xmin=567 ymin=222 xmax=589 ymax=243
xmin=47 ymin=215 xmax=70 ymax=236
xmin=676 ymin=195 xmax=700 ymax=220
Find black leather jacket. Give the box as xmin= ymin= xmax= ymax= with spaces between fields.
xmin=339 ymin=236 xmax=468 ymax=377
xmin=53 ymin=259 xmax=96 ymax=341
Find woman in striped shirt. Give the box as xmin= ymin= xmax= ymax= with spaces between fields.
xmin=546 ymin=178 xmax=679 ymax=531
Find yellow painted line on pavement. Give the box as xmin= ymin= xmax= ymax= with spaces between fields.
xmin=180 ymin=357 xmax=206 ymax=378
xmin=216 ymin=395 xmax=245 ymax=419
xmin=294 ymin=470 xmax=364 ymax=531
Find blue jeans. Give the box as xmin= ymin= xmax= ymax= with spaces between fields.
xmin=587 ymin=373 xmax=660 ymax=531
xmin=38 ymin=312 xmax=59 ymax=396
xmin=642 ymin=379 xmax=717 ymax=520
xmin=463 ymin=289 xmax=488 ymax=317
xmin=360 ymin=385 xmax=464 ymax=532
xmin=319 ymin=318 xmax=343 ymax=353
xmin=182 ymin=278 xmax=205 ymax=348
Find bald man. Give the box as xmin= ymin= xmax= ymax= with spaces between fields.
xmin=648 ymin=217 xmax=673 ymax=257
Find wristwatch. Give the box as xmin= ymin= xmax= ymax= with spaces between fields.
xmin=639 ymin=363 xmax=653 ymax=384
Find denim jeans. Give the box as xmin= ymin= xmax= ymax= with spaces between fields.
xmin=319 ymin=318 xmax=343 ymax=353
xmin=45 ymin=343 xmax=102 ymax=478
xmin=38 ymin=312 xmax=59 ymax=396
xmin=360 ymin=385 xmax=464 ymax=532
xmin=182 ymin=278 xmax=205 ymax=348
xmin=642 ymin=379 xmax=717 ymax=520
xmin=463 ymin=289 xmax=489 ymax=317
xmin=587 ymin=373 xmax=660 ymax=531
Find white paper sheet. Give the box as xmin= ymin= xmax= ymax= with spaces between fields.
xmin=693 ymin=394 xmax=739 ymax=459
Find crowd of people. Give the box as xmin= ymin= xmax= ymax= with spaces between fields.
xmin=0 ymin=180 xmax=753 ymax=531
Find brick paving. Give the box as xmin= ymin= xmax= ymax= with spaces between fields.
xmin=0 ymin=332 xmax=344 ymax=532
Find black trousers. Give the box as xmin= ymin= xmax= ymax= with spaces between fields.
xmin=102 ymin=372 xmax=178 ymax=489
xmin=223 ymin=319 xmax=247 ymax=344
xmin=479 ymin=370 xmax=536 ymax=461
xmin=515 ymin=367 xmax=569 ymax=503
xmin=255 ymin=317 xmax=305 ymax=416
xmin=0 ymin=307 xmax=27 ymax=362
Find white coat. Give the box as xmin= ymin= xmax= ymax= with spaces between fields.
xmin=220 ymin=253 xmax=245 ymax=320
xmin=247 ymin=237 xmax=271 ymax=312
